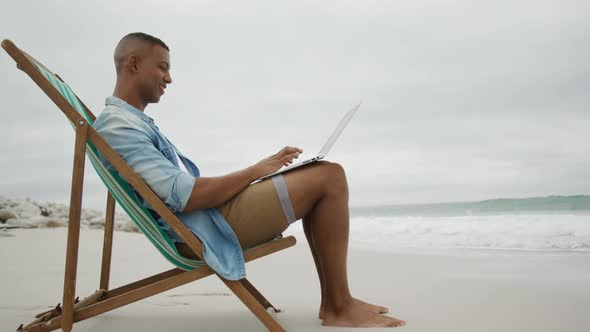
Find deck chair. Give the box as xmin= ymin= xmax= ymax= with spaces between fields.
xmin=2 ymin=39 xmax=297 ymax=332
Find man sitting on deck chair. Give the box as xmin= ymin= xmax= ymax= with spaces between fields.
xmin=93 ymin=32 xmax=406 ymax=328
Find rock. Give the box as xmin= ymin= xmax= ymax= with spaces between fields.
xmin=88 ymin=216 xmax=105 ymax=226
xmin=117 ymin=222 xmax=139 ymax=233
xmin=1 ymin=196 xmax=137 ymax=233
xmin=39 ymin=206 xmax=51 ymax=217
xmin=45 ymin=220 xmax=66 ymax=228
xmin=0 ymin=209 xmax=17 ymax=223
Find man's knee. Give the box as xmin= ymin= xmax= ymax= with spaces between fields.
xmin=323 ymin=161 xmax=346 ymax=177
xmin=317 ymin=161 xmax=348 ymax=190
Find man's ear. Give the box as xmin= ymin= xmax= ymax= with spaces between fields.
xmin=128 ymin=55 xmax=141 ymax=73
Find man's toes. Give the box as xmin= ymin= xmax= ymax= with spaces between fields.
xmin=384 ymin=316 xmax=405 ymax=327
xmin=376 ymin=315 xmax=401 ymax=327
xmin=373 ymin=315 xmax=391 ymax=327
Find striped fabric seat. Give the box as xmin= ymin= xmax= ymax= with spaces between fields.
xmin=32 ymin=60 xmax=206 ymax=270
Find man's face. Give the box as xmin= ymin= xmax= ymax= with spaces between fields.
xmin=135 ymin=45 xmax=172 ymax=104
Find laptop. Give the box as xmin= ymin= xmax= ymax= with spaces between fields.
xmin=253 ymin=101 xmax=361 ymax=183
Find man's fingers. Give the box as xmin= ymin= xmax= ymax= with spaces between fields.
xmin=278 ymin=146 xmax=303 ymax=157
xmin=282 ymin=151 xmax=300 ymax=161
xmin=268 ymin=147 xmax=302 ymax=167
xmin=280 ymin=152 xmax=301 ymax=166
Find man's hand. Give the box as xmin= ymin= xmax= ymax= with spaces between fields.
xmin=183 ymin=146 xmax=302 ymax=212
xmin=251 ymin=146 xmax=303 ymax=179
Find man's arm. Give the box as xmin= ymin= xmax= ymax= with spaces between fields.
xmin=182 ymin=146 xmax=302 ymax=212
xmin=94 ymin=112 xmax=196 ymax=213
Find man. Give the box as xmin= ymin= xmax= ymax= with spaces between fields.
xmin=93 ymin=32 xmax=405 ymax=328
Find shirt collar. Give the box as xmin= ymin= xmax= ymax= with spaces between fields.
xmin=105 ymin=96 xmax=154 ymax=124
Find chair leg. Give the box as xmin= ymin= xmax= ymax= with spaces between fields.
xmin=221 ymin=278 xmax=287 ymax=332
xmin=100 ymin=192 xmax=116 ymax=290
xmin=61 ymin=122 xmax=88 ymax=332
xmin=240 ymin=278 xmax=281 ymax=313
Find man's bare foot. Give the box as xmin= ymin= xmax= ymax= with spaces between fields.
xmin=319 ymin=297 xmax=389 ymax=319
xmin=322 ymin=300 xmax=405 ymax=328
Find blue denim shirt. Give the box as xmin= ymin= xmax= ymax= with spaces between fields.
xmin=93 ymin=96 xmax=245 ymax=280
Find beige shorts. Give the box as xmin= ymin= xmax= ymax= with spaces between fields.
xmin=176 ymin=175 xmax=296 ymax=258
xmin=216 ymin=175 xmax=296 ymax=249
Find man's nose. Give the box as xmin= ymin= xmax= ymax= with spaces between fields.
xmin=165 ymin=72 xmax=172 ymax=84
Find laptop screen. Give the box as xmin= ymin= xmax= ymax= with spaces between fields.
xmin=318 ymin=102 xmax=361 ymax=158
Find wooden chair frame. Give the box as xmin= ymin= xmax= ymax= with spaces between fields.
xmin=2 ymin=39 xmax=296 ymax=332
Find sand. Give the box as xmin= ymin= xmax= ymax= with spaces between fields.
xmin=1 ymin=228 xmax=589 ymax=331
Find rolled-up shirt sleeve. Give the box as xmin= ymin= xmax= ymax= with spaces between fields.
xmin=94 ymin=113 xmax=195 ymax=212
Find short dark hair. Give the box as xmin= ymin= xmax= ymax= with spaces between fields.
xmin=113 ymin=32 xmax=170 ymax=74
xmin=119 ymin=32 xmax=169 ymax=51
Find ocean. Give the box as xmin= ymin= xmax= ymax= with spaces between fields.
xmin=4 ymin=194 xmax=589 ymax=252
xmin=287 ymin=195 xmax=590 ymax=252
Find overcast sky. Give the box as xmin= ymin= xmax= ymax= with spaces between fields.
xmin=1 ymin=0 xmax=589 ymax=209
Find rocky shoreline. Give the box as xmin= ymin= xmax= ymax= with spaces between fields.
xmin=0 ymin=195 xmax=138 ymax=233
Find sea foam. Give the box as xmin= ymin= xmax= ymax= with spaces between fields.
xmin=287 ymin=213 xmax=590 ymax=252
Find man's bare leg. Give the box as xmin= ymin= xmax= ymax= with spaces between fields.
xmin=301 ymin=213 xmax=328 ymax=318
xmin=284 ymin=162 xmax=405 ymax=327
xmin=303 ymin=208 xmax=389 ymax=319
